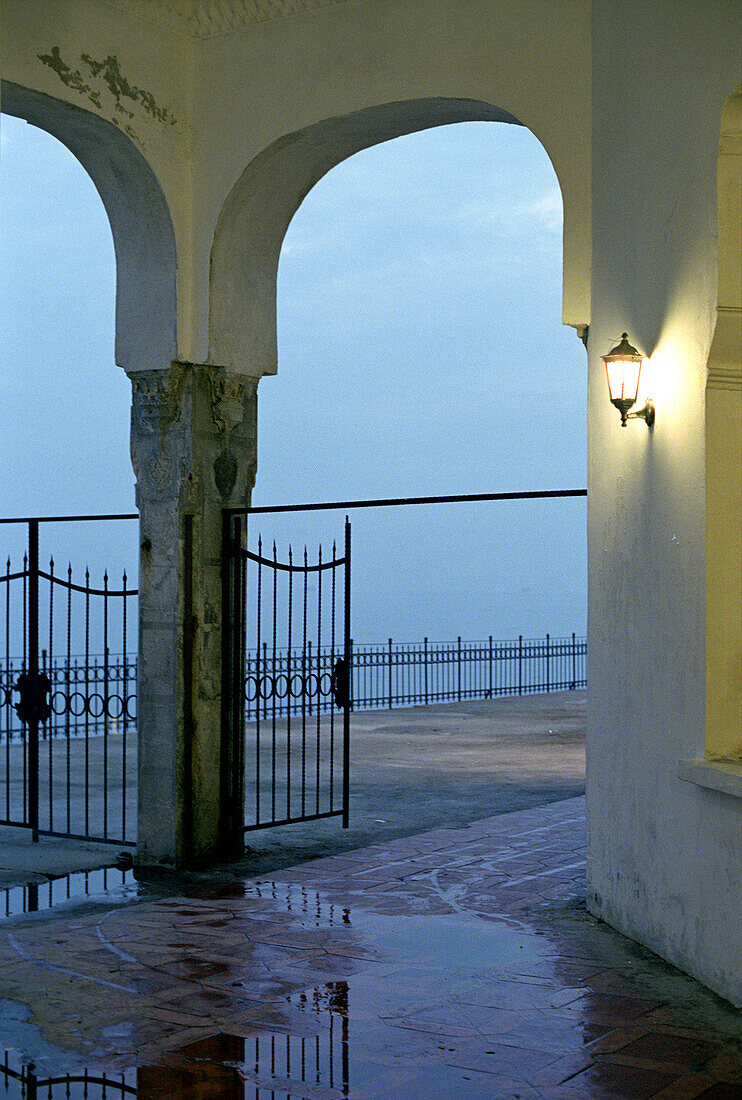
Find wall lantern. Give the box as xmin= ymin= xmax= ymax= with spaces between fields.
xmin=602 ymin=333 xmax=655 ymax=427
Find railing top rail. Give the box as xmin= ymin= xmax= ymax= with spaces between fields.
xmin=0 ymin=513 xmax=138 ymax=525
xmin=38 ymin=570 xmax=138 ymax=598
xmin=0 ymin=569 xmax=28 ymax=584
xmin=0 ymin=492 xmax=588 ymax=524
xmin=229 ymin=488 xmax=586 ymax=516
xmin=240 ymin=546 xmax=347 ymax=572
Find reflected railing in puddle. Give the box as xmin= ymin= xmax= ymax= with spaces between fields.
xmin=1 ymin=980 xmax=350 ymax=1099
xmin=266 ymin=982 xmax=349 ymax=1097
xmin=243 ymin=880 xmax=352 ymax=929
xmin=0 ymin=866 xmax=136 ymax=919
xmin=1 ymin=1053 xmax=137 ymax=1098
xmin=174 ymin=981 xmax=350 ymax=1098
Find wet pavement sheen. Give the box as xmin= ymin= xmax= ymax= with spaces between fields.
xmin=0 ymin=796 xmax=741 ymax=1098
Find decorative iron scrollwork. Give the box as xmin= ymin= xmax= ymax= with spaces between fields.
xmin=332 ymin=657 xmax=350 ymax=710
xmin=12 ymin=671 xmax=53 ymax=725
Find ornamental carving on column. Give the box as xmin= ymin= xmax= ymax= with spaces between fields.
xmin=131 ymin=368 xmax=186 ymax=435
xmin=130 ymin=367 xmax=189 ymax=502
xmin=207 ymin=370 xmax=258 ymax=503
xmin=131 ymin=364 xmax=258 ymax=504
xmin=208 ymin=372 xmax=255 ymax=434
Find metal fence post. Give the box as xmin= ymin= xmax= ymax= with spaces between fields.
xmin=388 ymin=637 xmax=393 ymax=709
xmin=27 ymin=519 xmax=39 ymax=842
xmin=488 ymin=634 xmax=493 ymax=698
xmin=307 ymin=639 xmax=312 ymax=717
xmin=424 ymin=636 xmax=428 ymax=705
xmin=546 ymin=632 xmax=550 ymax=692
xmin=220 ymin=511 xmax=245 ymax=853
xmin=518 ymin=634 xmax=523 ymax=696
xmin=349 ymin=637 xmax=354 ymax=711
xmin=24 ymin=1063 xmax=38 ymax=1100
xmin=457 ymin=636 xmax=462 ymax=701
xmin=342 ymin=518 xmax=351 ymax=828
xmin=571 ymin=631 xmax=576 ymax=690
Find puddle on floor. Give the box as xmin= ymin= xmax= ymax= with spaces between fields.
xmin=0 ymin=876 xmax=551 ymax=1097
xmin=0 ymin=979 xmax=352 ymax=1098
xmin=355 ymin=908 xmax=540 ymax=974
xmin=0 ymin=865 xmax=140 ymax=920
xmin=1 ymin=875 xmax=739 ymax=1097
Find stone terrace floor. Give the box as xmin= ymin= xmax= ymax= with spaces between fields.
xmin=0 ymin=796 xmax=741 ymax=1098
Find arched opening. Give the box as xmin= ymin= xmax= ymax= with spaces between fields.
xmin=0 ymin=112 xmax=128 ymax=526
xmin=705 ymin=85 xmax=742 ymax=761
xmin=0 ymin=84 xmax=176 ymax=572
xmin=209 ymin=98 xmax=586 ymax=376
xmin=212 ymin=105 xmax=586 ymax=843
xmin=0 ymin=88 xmax=179 ymax=848
xmin=2 ymin=82 xmax=177 ymax=375
xmin=261 ymin=121 xmax=586 ymax=642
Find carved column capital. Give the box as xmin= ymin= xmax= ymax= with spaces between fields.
xmin=129 ymin=362 xmax=259 ymax=507
xmin=206 ymin=367 xmax=258 ymax=435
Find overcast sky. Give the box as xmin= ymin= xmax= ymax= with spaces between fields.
xmin=0 ymin=114 xmax=586 ymax=643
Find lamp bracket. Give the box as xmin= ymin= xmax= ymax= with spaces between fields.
xmin=627 ymin=398 xmax=655 ymax=428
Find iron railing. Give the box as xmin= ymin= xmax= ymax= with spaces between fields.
xmin=1 ymin=631 xmax=587 ymax=728
xmin=0 ymin=493 xmax=586 ymax=848
xmin=0 ymin=651 xmax=135 ymax=742
xmin=224 ymin=518 xmax=352 ymax=834
xmin=246 ymin=632 xmax=586 ymax=719
xmin=0 ymin=515 xmax=137 ymax=845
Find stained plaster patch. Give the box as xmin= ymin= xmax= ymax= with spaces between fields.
xmin=37 ymin=46 xmax=176 ymax=143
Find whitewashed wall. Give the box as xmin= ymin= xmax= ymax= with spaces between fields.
xmin=587 ymin=0 xmax=742 ymax=1007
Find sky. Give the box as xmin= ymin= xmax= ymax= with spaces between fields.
xmin=0 ymin=113 xmax=586 ymax=646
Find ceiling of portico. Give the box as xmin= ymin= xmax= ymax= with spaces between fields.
xmin=104 ymin=0 xmax=349 ymax=37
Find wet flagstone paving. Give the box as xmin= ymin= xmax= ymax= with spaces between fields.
xmin=0 ymin=796 xmax=740 ymax=1098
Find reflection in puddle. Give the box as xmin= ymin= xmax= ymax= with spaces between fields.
xmin=244 ymin=880 xmax=352 ymax=927
xmin=0 ymin=880 xmax=562 ymax=1096
xmin=0 ymin=866 xmax=137 ymax=919
xmin=175 ymin=983 xmax=350 ymax=1098
xmin=1 ymin=1052 xmax=137 ymax=1097
xmin=1 ymin=979 xmax=350 ymax=1098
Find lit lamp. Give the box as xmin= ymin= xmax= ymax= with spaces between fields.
xmin=602 ymin=333 xmax=655 ymax=427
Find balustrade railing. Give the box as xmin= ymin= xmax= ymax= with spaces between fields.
xmin=246 ymin=632 xmax=586 ymax=719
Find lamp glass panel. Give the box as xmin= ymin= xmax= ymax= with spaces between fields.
xmin=606 ymin=357 xmax=642 ymax=403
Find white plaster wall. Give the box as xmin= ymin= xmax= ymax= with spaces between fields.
xmin=587 ymin=0 xmax=742 ymax=1006
xmin=0 ymin=0 xmax=193 ymax=367
xmin=2 ymin=0 xmax=591 ymax=369
xmin=191 ymin=0 xmax=592 ymax=367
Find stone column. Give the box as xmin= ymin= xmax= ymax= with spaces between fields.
xmin=129 ymin=362 xmax=257 ymax=868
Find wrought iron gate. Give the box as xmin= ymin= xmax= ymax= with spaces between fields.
xmin=222 ymin=514 xmax=351 ymax=837
xmin=0 ymin=517 xmax=137 ymax=845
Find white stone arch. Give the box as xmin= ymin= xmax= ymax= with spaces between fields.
xmin=1 ymin=81 xmax=177 ymax=374
xmin=209 ymin=97 xmax=575 ymax=377
xmin=705 ymin=84 xmax=742 ymax=761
